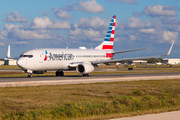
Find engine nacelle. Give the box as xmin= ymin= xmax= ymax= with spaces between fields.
xmin=76 ymin=63 xmax=94 ymax=74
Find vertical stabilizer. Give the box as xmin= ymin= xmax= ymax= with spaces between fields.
xmin=95 ymin=15 xmax=116 ymax=50
xmin=7 ymin=45 xmax=10 ymax=58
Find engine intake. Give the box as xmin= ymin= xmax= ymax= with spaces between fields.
xmin=76 ymin=63 xmax=94 ymax=74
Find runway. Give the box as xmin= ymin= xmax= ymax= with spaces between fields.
xmin=0 ymin=72 xmax=180 ymax=87
xmin=111 ymin=111 xmax=180 ymax=120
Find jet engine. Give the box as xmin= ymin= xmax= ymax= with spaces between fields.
xmin=76 ymin=63 xmax=94 ymax=74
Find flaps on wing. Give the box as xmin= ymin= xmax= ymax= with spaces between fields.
xmin=112 ymin=48 xmax=148 ymax=54
xmin=91 ymin=42 xmax=174 ymax=65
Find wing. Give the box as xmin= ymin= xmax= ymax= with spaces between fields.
xmin=91 ymin=42 xmax=174 ymax=65
xmin=112 ymin=48 xmax=148 ymax=54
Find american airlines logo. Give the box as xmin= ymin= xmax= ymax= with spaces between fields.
xmin=44 ymin=50 xmax=75 ymax=61
xmin=49 ymin=52 xmax=75 ymax=61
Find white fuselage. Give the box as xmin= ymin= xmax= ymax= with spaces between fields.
xmin=17 ymin=48 xmax=112 ymax=71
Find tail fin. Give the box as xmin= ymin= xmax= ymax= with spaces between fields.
xmin=7 ymin=45 xmax=11 ymax=58
xmin=95 ymin=15 xmax=116 ymax=50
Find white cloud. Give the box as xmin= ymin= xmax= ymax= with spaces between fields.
xmin=68 ymin=27 xmax=101 ymax=40
xmin=168 ymin=25 xmax=180 ymax=32
xmin=31 ymin=17 xmax=52 ymax=29
xmin=47 ymin=21 xmax=71 ymax=29
xmin=52 ymin=0 xmax=104 ymax=15
xmin=84 ymin=28 xmax=100 ymax=38
xmin=162 ymin=31 xmax=178 ymax=42
xmin=13 ymin=29 xmax=52 ymax=40
xmin=30 ymin=17 xmax=71 ymax=29
xmin=0 ymin=42 xmax=5 ymax=46
xmin=0 ymin=35 xmax=6 ymax=40
xmin=159 ymin=17 xmax=180 ymax=32
xmin=4 ymin=24 xmax=23 ymax=31
xmin=43 ymin=11 xmax=50 ymax=16
xmin=120 ymin=0 xmax=137 ymax=4
xmin=139 ymin=29 xmax=158 ymax=34
xmin=0 ymin=30 xmax=8 ymax=39
xmin=4 ymin=24 xmax=53 ymax=40
xmin=0 ymin=15 xmax=72 ymax=44
xmin=143 ymin=5 xmax=176 ymax=16
xmin=150 ymin=18 xmax=163 ymax=29
xmin=129 ymin=35 xmax=136 ymax=40
xmin=1 ymin=30 xmax=8 ymax=36
xmin=160 ymin=16 xmax=179 ymax=24
xmin=68 ymin=28 xmax=81 ymax=36
xmin=73 ymin=23 xmax=78 ymax=28
xmin=14 ymin=41 xmax=29 ymax=44
xmin=54 ymin=9 xmax=71 ymax=20
xmin=80 ymin=0 xmax=105 ymax=13
xmin=52 ymin=7 xmax=71 ymax=20
xmin=127 ymin=17 xmax=151 ymax=29
xmin=68 ymin=26 xmax=103 ymax=42
xmin=78 ymin=17 xmax=108 ymax=29
xmin=3 ymin=11 xmax=27 ymax=22
xmin=108 ymin=0 xmax=137 ymax=4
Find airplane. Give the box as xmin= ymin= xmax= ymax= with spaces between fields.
xmin=16 ymin=15 xmax=174 ymax=77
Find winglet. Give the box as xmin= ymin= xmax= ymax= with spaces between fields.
xmin=161 ymin=42 xmax=174 ymax=57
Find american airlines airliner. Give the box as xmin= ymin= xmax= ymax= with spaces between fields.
xmin=16 ymin=15 xmax=174 ymax=77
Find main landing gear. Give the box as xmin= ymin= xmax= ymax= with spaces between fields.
xmin=82 ymin=74 xmax=91 ymax=77
xmin=56 ymin=70 xmax=64 ymax=76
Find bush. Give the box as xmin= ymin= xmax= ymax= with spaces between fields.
xmin=133 ymin=90 xmax=143 ymax=95
xmin=105 ymin=91 xmax=111 ymax=93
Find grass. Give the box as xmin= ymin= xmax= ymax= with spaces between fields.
xmin=0 ymin=79 xmax=180 ymax=119
xmin=0 ymin=65 xmax=20 ymax=70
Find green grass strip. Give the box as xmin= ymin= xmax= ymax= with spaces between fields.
xmin=0 ymin=79 xmax=180 ymax=119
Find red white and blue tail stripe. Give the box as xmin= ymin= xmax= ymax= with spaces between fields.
xmin=95 ymin=15 xmax=116 ymax=50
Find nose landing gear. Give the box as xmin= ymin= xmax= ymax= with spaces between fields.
xmin=28 ymin=73 xmax=33 ymax=78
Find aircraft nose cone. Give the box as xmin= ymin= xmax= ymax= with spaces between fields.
xmin=17 ymin=58 xmax=25 ymax=69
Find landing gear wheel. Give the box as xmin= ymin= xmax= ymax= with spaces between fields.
xmin=56 ymin=71 xmax=60 ymax=76
xmin=28 ymin=73 xmax=33 ymax=78
xmin=87 ymin=73 xmax=91 ymax=77
xmin=60 ymin=71 xmax=64 ymax=76
xmin=82 ymin=74 xmax=91 ymax=77
xmin=56 ymin=71 xmax=64 ymax=77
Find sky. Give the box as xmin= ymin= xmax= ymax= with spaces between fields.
xmin=0 ymin=0 xmax=180 ymax=59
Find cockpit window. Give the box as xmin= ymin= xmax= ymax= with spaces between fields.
xmin=20 ymin=55 xmax=33 ymax=58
